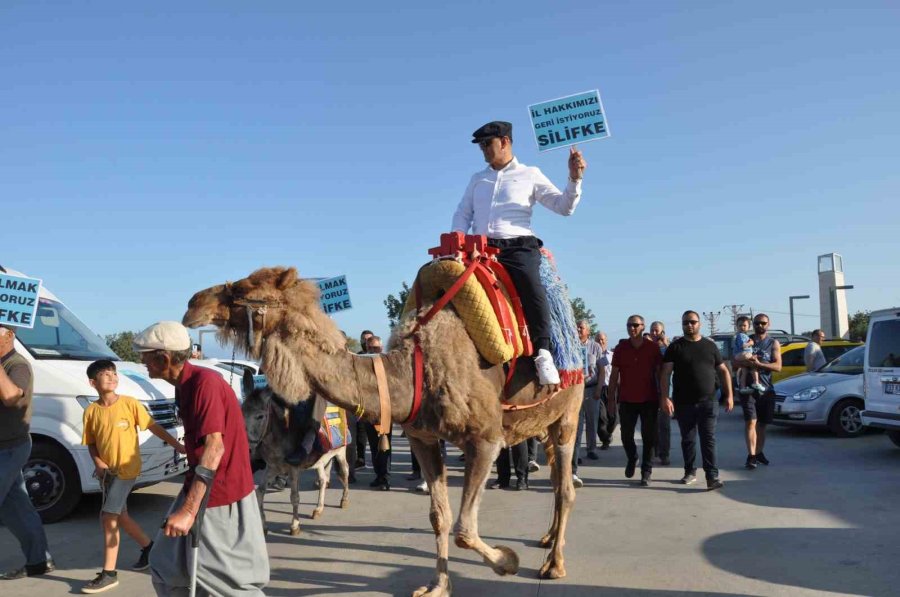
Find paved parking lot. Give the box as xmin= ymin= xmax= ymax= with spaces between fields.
xmin=3 ymin=409 xmax=899 ymax=596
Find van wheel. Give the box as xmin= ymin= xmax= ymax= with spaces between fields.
xmin=888 ymin=431 xmax=900 ymax=448
xmin=25 ymin=441 xmax=82 ymax=523
xmin=828 ymin=399 xmax=865 ymax=438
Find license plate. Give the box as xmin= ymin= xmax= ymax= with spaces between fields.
xmin=886 ymin=383 xmax=900 ymax=395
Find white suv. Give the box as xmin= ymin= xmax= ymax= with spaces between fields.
xmin=861 ymin=307 xmax=900 ymax=448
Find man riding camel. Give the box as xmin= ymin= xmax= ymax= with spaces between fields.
xmin=451 ymin=120 xmax=587 ymax=386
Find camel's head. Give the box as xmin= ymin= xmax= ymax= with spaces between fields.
xmin=183 ymin=266 xmax=344 ymax=402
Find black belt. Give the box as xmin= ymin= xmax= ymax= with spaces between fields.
xmin=487 ymin=236 xmax=543 ymax=250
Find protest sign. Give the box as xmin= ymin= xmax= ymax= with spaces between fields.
xmin=317 ymin=275 xmax=352 ymax=314
xmin=528 ymin=89 xmax=610 ymax=152
xmin=0 ymin=272 xmax=42 ymax=329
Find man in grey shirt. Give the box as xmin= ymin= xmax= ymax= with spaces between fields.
xmin=804 ymin=329 xmax=827 ymax=372
xmin=0 ymin=324 xmax=54 ymax=581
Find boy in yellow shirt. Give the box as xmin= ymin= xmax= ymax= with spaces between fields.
xmin=81 ymin=360 xmax=185 ymax=594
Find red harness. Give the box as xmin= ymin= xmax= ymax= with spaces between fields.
xmin=404 ymin=233 xmax=561 ymax=425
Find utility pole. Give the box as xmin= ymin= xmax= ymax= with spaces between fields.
xmin=723 ymin=305 xmax=744 ymax=332
xmin=702 ymin=310 xmax=721 ymax=335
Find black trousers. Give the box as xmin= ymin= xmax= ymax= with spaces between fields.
xmin=364 ymin=422 xmax=392 ymax=480
xmin=527 ymin=437 xmax=538 ymax=462
xmin=618 ymin=401 xmax=658 ymax=474
xmin=596 ymin=386 xmax=618 ymax=445
xmin=488 ymin=236 xmax=551 ymax=352
xmin=496 ymin=441 xmax=528 ymax=485
xmin=675 ymin=400 xmax=719 ymax=480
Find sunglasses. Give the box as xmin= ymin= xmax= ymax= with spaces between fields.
xmin=682 ymin=320 xmax=699 ymax=325
xmin=754 ymin=321 xmax=769 ymax=327
xmin=627 ymin=323 xmax=642 ymax=328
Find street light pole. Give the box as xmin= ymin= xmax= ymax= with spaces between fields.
xmin=829 ymin=285 xmax=854 ymax=338
xmin=788 ymin=295 xmax=810 ymax=335
xmin=197 ymin=329 xmax=217 ymax=358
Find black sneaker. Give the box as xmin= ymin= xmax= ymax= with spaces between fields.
xmin=680 ymin=471 xmax=697 ymax=485
xmin=640 ymin=472 xmax=651 ymax=487
xmin=489 ymin=480 xmax=509 ymax=490
xmin=82 ymin=571 xmax=119 ymax=594
xmin=658 ymin=456 xmax=671 ymax=466
xmin=515 ymin=479 xmax=529 ymax=491
xmin=756 ymin=452 xmax=770 ymax=465
xmin=625 ymin=459 xmax=637 ymax=478
xmin=707 ymin=478 xmax=725 ymax=491
xmin=132 ymin=542 xmax=153 ymax=571
xmin=745 ymin=454 xmax=758 ymax=470
xmin=600 ymin=443 xmax=610 ymax=451
xmin=1 ymin=559 xmax=56 ymax=580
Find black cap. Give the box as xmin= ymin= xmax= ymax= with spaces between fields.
xmin=471 ymin=121 xmax=512 ymax=144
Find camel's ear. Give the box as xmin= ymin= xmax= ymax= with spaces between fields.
xmin=276 ymin=268 xmax=298 ymax=290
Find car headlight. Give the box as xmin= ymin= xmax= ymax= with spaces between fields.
xmin=791 ymin=386 xmax=827 ymax=401
xmin=76 ymin=395 xmax=99 ymax=409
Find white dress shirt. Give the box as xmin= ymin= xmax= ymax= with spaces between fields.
xmin=451 ymin=157 xmax=582 ymax=239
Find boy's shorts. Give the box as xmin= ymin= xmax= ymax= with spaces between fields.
xmin=101 ymin=475 xmax=136 ymax=515
xmin=734 ymin=350 xmax=754 ymax=361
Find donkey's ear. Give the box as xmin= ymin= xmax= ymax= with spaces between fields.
xmin=276 ymin=268 xmax=298 ymax=290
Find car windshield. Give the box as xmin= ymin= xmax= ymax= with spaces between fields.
xmin=820 ymin=345 xmax=865 ymax=375
xmin=15 ymin=298 xmax=119 ymax=361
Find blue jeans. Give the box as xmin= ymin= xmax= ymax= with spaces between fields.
xmin=0 ymin=436 xmax=51 ymax=566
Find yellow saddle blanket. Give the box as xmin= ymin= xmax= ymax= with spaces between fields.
xmin=403 ymin=259 xmax=525 ymax=365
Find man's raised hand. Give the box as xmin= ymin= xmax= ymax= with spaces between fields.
xmin=568 ymin=146 xmax=586 ymax=180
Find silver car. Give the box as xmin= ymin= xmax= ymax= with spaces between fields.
xmin=772 ymin=345 xmax=866 ymax=437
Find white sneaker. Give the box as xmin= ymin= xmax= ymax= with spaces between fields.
xmin=528 ymin=460 xmax=540 ymax=473
xmin=416 ymin=480 xmax=429 ymax=493
xmin=572 ymin=474 xmax=584 ymax=488
xmin=534 ymin=349 xmax=561 ymax=386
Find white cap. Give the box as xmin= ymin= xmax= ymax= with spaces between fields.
xmin=133 ymin=321 xmax=192 ymax=352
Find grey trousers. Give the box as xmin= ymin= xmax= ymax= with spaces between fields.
xmin=0 ymin=437 xmax=51 ymax=566
xmin=150 ymin=490 xmax=269 ymax=596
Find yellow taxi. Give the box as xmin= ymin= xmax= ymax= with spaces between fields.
xmin=775 ymin=339 xmax=864 ymax=383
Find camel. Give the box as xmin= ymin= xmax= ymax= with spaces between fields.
xmin=243 ymin=386 xmax=350 ymax=536
xmin=183 ymin=266 xmax=582 ymax=597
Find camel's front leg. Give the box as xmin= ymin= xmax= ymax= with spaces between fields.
xmin=312 ymin=461 xmax=327 ymax=520
xmin=540 ymin=412 xmax=578 ymax=580
xmin=289 ymin=467 xmax=302 ymax=535
xmin=336 ymin=446 xmax=350 ymax=509
xmin=408 ymin=436 xmax=452 ymax=597
xmin=453 ymin=438 xmax=519 ymax=577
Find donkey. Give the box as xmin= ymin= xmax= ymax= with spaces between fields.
xmin=242 ymin=386 xmax=350 ymax=536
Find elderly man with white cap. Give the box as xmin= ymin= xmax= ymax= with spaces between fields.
xmin=133 ymin=321 xmax=268 ymax=596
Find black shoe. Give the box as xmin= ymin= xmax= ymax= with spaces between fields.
xmin=707 ymin=478 xmax=725 ymax=491
xmin=489 ymin=480 xmax=509 ymax=490
xmin=379 ymin=480 xmax=390 ymax=491
xmin=355 ymin=458 xmax=366 ymax=469
xmin=658 ymin=456 xmax=670 ymax=466
xmin=680 ymin=471 xmax=697 ymax=485
xmin=745 ymin=454 xmax=758 ymax=470
xmin=587 ymin=451 xmax=599 ymax=460
xmin=515 ymin=479 xmax=529 ymax=491
xmin=577 ymin=457 xmax=583 ymax=465
xmin=600 ymin=442 xmax=610 ymax=451
xmin=640 ymin=472 xmax=651 ymax=487
xmin=1 ymin=559 xmax=56 ymax=580
xmin=625 ymin=459 xmax=637 ymax=478
xmin=82 ymin=570 xmax=119 ymax=594
xmin=406 ymin=472 xmax=422 ymax=481
xmin=369 ymin=477 xmax=386 ymax=488
xmin=132 ymin=542 xmax=153 ymax=571
xmin=756 ymin=452 xmax=770 ymax=465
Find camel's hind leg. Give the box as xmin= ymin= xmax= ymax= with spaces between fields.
xmin=453 ymin=438 xmax=519 ymax=577
xmin=539 ymin=438 xmax=560 ymax=547
xmin=539 ymin=407 xmax=579 ymax=580
xmin=312 ymin=459 xmax=328 ymax=520
xmin=408 ymin=436 xmax=452 ymax=597
xmin=289 ymin=467 xmax=302 ymax=536
xmin=334 ymin=446 xmax=351 ymax=509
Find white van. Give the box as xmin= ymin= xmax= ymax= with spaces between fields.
xmin=1 ymin=265 xmax=188 ymax=522
xmin=861 ymin=307 xmax=900 ymax=448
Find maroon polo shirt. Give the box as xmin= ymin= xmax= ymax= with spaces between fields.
xmin=611 ymin=338 xmax=662 ymax=403
xmin=176 ymin=361 xmax=254 ymax=508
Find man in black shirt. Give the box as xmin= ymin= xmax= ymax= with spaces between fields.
xmin=660 ymin=311 xmax=733 ymax=490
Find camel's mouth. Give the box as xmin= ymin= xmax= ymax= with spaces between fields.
xmin=182 ymin=314 xmax=224 ymax=329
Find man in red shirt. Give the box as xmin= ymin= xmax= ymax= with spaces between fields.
xmin=608 ymin=315 xmax=662 ymax=487
xmin=134 ymin=321 xmax=268 ymax=596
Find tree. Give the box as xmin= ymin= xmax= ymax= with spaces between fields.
xmin=570 ymin=297 xmax=596 ymax=333
xmin=848 ymin=310 xmax=870 ymax=342
xmin=105 ymin=331 xmax=141 ymax=363
xmin=384 ymin=281 xmax=411 ymax=329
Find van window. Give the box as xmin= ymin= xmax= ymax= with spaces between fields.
xmin=15 ymin=298 xmax=119 ymax=361
xmin=868 ymin=319 xmax=900 ymax=368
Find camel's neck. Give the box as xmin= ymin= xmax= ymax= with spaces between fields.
xmin=305 ymin=347 xmax=416 ymax=425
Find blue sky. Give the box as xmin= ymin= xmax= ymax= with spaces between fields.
xmin=2 ymin=2 xmax=898 ymax=357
